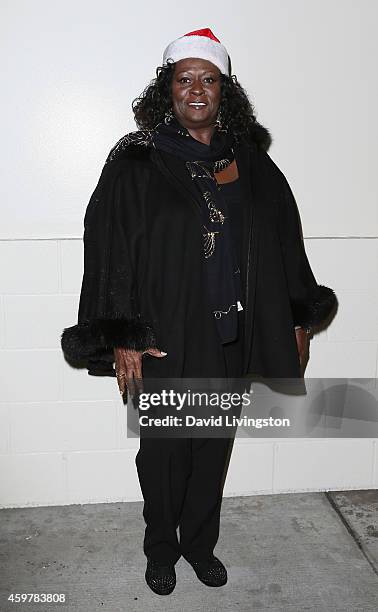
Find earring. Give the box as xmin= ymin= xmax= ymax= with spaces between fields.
xmin=164 ymin=107 xmax=174 ymax=125
xmin=215 ymin=107 xmax=224 ymax=130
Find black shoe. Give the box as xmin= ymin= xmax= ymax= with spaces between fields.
xmin=145 ymin=558 xmax=176 ymax=595
xmin=188 ymin=555 xmax=227 ymax=587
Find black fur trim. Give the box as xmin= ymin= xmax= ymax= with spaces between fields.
xmin=61 ymin=317 xmax=157 ymax=362
xmin=250 ymin=122 xmax=272 ymax=151
xmin=291 ymin=285 xmax=337 ymax=329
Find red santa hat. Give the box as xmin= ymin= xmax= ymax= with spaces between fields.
xmin=163 ymin=28 xmax=230 ymax=75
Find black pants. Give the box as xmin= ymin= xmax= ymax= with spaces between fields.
xmin=135 ymin=312 xmax=245 ymax=565
xmin=136 ymin=435 xmax=233 ymax=564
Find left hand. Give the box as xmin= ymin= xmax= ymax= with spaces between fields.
xmin=295 ymin=328 xmax=310 ymax=374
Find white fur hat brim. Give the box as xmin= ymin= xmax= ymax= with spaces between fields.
xmin=163 ymin=34 xmax=229 ymax=75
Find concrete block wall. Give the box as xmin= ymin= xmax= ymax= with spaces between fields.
xmin=1 ymin=0 xmax=377 ymax=508
xmin=0 ymin=237 xmax=377 ymax=508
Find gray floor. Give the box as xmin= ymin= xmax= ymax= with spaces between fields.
xmin=0 ymin=490 xmax=377 ymax=612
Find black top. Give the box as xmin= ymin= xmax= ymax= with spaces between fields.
xmin=219 ymin=177 xmax=243 ymax=272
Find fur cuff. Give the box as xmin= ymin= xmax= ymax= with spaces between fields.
xmin=61 ymin=317 xmax=157 ymax=362
xmin=291 ymin=285 xmax=337 ymax=329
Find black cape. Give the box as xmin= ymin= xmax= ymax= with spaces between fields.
xmin=61 ymin=126 xmax=337 ymax=379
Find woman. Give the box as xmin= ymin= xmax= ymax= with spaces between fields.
xmin=61 ymin=28 xmax=336 ymax=595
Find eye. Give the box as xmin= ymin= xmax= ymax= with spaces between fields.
xmin=204 ymin=77 xmax=215 ymax=83
xmin=178 ymin=77 xmax=191 ymax=84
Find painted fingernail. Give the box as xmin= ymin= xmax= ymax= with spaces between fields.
xmin=161 ymin=351 xmax=168 ymax=356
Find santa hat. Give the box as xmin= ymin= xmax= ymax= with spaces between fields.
xmin=163 ymin=28 xmax=230 ymax=75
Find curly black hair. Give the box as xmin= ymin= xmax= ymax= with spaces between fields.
xmin=132 ymin=62 xmax=270 ymax=147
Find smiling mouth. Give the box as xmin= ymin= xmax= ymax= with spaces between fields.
xmin=188 ymin=102 xmax=207 ymax=108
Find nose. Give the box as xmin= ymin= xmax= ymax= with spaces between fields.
xmin=190 ymin=78 xmax=205 ymax=97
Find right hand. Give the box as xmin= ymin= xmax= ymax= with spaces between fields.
xmin=295 ymin=327 xmax=311 ymax=376
xmin=114 ymin=346 xmax=167 ymax=398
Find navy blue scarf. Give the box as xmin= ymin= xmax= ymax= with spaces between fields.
xmin=151 ymin=117 xmax=242 ymax=344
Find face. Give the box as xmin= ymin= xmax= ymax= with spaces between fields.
xmin=171 ymin=57 xmax=221 ymax=130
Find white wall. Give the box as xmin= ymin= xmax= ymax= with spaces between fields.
xmin=0 ymin=0 xmax=377 ymax=507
